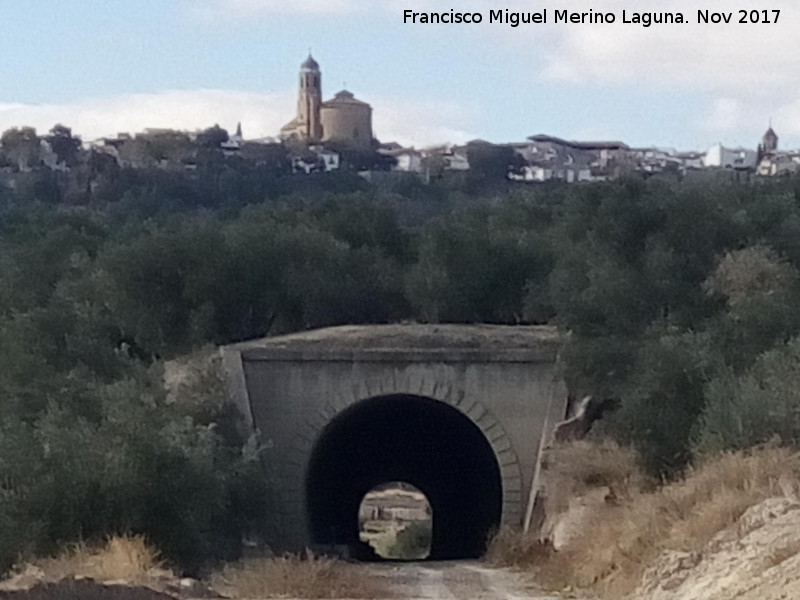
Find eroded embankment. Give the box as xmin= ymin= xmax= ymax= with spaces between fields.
xmin=489 ymin=443 xmax=800 ymax=600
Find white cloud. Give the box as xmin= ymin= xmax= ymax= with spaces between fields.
xmin=191 ymin=0 xmax=361 ymax=18
xmin=535 ymin=0 xmax=800 ymax=94
xmin=769 ymin=100 xmax=800 ymax=140
xmin=0 ymin=89 xmax=473 ymax=148
xmin=194 ymin=0 xmax=800 ymax=97
xmin=12 ymin=0 xmax=799 ymax=149
xmin=420 ymin=0 xmax=800 ymax=95
xmin=703 ymin=98 xmax=747 ymax=133
xmin=194 ymin=0 xmax=800 ymax=96
xmin=373 ymin=97 xmax=477 ymax=147
xmin=0 ymin=90 xmax=295 ymax=141
xmin=389 ymin=0 xmax=800 ymax=147
xmin=697 ymin=95 xmax=800 ymax=147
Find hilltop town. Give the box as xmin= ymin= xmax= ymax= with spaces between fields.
xmin=8 ymin=49 xmax=800 ymax=600
xmin=0 ymin=55 xmax=793 ymax=185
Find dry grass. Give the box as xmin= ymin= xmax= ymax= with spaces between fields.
xmin=490 ymin=444 xmax=800 ymax=600
xmin=487 ymin=440 xmax=645 ymax=581
xmin=6 ymin=535 xmax=164 ymax=587
xmin=211 ymin=551 xmax=384 ymax=599
xmin=488 ymin=440 xmax=646 ymax=567
xmin=485 ymin=527 xmax=554 ymax=567
xmin=541 ymin=440 xmax=648 ymax=511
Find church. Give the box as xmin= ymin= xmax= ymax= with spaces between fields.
xmin=280 ymin=55 xmax=374 ymax=148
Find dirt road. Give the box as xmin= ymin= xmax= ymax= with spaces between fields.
xmin=0 ymin=560 xmax=573 ymax=600
xmin=363 ymin=561 xmax=569 ymax=600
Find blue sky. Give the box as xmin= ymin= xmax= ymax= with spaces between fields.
xmin=1 ymin=0 xmax=798 ymax=150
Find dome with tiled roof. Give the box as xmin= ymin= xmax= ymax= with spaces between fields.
xmin=301 ymin=55 xmax=320 ymax=71
xmin=322 ymin=90 xmax=369 ymax=106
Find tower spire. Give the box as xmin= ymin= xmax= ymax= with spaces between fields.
xmin=762 ymin=120 xmax=778 ymax=154
xmin=297 ymin=54 xmax=322 ymax=140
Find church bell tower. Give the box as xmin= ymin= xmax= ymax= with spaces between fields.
xmin=762 ymin=123 xmax=778 ymax=154
xmin=298 ymin=55 xmax=323 ymax=141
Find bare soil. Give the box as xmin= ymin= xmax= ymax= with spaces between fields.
xmin=360 ymin=561 xmax=569 ymax=600
xmin=1 ymin=561 xmax=577 ymax=600
xmin=0 ymin=579 xmax=177 ymax=600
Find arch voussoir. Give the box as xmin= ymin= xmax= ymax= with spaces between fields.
xmin=305 ymin=370 xmax=526 ymax=547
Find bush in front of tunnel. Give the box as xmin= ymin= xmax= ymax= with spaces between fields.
xmin=80 ymin=374 xmax=270 ymax=575
xmin=0 ymin=369 xmax=270 ymax=576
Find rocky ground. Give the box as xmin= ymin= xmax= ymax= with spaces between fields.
xmin=631 ymin=496 xmax=800 ymax=600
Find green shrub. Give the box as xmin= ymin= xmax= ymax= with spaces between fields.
xmin=695 ymin=337 xmax=800 ymax=454
xmin=0 ymin=367 xmax=268 ymax=576
xmin=611 ymin=330 xmax=721 ymax=478
xmin=388 ymin=520 xmax=432 ymax=560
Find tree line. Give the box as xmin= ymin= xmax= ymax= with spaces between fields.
xmin=3 ymin=147 xmax=800 ymax=572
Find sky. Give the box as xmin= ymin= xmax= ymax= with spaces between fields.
xmin=0 ymin=0 xmax=799 ymax=151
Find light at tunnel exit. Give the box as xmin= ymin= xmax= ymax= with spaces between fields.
xmin=306 ymin=394 xmax=502 ymax=560
xmin=358 ymin=481 xmax=432 ymax=560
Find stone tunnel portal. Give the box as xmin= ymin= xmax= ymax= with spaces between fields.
xmin=306 ymin=394 xmax=503 ymax=560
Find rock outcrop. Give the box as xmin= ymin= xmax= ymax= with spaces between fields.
xmin=632 ymin=497 xmax=800 ymax=600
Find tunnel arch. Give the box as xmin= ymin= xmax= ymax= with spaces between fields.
xmin=305 ymin=394 xmax=504 ymax=559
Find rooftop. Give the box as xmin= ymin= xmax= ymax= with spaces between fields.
xmin=527 ymin=134 xmax=630 ymax=151
xmin=322 ymin=90 xmax=370 ymax=107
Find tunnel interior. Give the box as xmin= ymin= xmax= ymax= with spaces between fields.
xmin=306 ymin=394 xmax=503 ymax=560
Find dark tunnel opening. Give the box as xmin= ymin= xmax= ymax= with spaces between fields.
xmin=306 ymin=394 xmax=503 ymax=560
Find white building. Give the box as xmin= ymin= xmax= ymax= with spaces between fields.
xmin=510 ymin=165 xmax=594 ymax=183
xmin=291 ymin=146 xmax=340 ymax=174
xmin=703 ymin=144 xmax=757 ymax=169
xmin=757 ymin=152 xmax=800 ymax=177
xmin=393 ymin=149 xmax=423 ymax=173
xmin=378 ymin=144 xmax=424 ymax=173
xmin=674 ymin=152 xmax=705 ymax=170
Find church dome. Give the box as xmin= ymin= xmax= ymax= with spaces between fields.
xmin=322 ymin=90 xmax=369 ymax=106
xmin=301 ymin=55 xmax=320 ymax=71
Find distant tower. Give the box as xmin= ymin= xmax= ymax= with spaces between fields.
xmin=279 ymin=55 xmax=375 ymax=145
xmin=298 ymin=55 xmax=323 ymax=141
xmin=230 ymin=122 xmax=243 ymax=143
xmin=762 ymin=122 xmax=778 ymax=154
